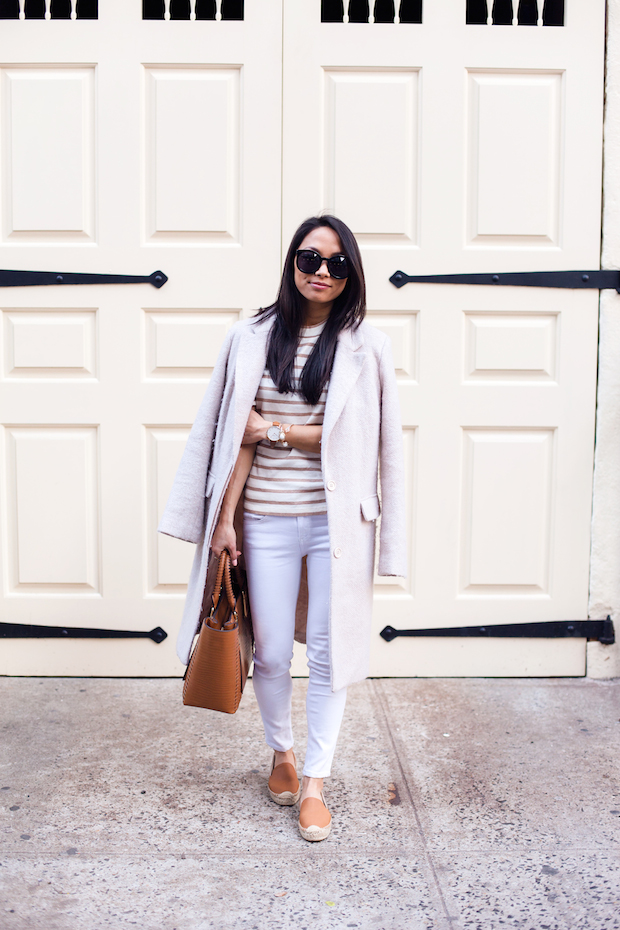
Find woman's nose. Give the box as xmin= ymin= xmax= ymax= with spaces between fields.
xmin=316 ymin=259 xmax=330 ymax=276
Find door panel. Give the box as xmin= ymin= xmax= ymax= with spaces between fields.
xmin=2 ymin=66 xmax=96 ymax=241
xmin=0 ymin=0 xmax=283 ymax=675
xmin=283 ymin=0 xmax=604 ymax=676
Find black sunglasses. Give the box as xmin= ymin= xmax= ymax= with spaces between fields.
xmin=295 ymin=249 xmax=349 ymax=279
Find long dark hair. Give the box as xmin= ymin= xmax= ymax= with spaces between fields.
xmin=256 ymin=215 xmax=366 ymax=406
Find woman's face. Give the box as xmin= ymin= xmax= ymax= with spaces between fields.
xmin=293 ymin=226 xmax=348 ymax=315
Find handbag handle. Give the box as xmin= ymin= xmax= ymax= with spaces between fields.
xmin=210 ymin=550 xmax=237 ymax=617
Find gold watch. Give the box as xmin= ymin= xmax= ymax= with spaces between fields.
xmin=266 ymin=422 xmax=292 ymax=446
xmin=267 ymin=421 xmax=282 ymax=443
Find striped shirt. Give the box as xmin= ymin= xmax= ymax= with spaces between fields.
xmin=244 ymin=322 xmax=327 ymax=516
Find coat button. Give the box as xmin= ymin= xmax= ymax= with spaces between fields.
xmin=333 ymin=547 xmax=342 ymax=558
xmin=327 ymin=480 xmax=336 ymax=491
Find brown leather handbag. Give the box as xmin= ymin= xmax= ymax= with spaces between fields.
xmin=183 ymin=549 xmax=253 ymax=714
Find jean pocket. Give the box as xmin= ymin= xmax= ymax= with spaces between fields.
xmin=244 ymin=512 xmax=269 ymax=523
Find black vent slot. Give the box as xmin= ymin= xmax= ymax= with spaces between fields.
xmin=322 ymin=0 xmax=422 ymax=22
xmin=321 ymin=0 xmax=344 ymax=20
xmin=143 ymin=0 xmax=243 ymax=18
xmin=466 ymin=0 xmax=564 ymax=24
xmin=1 ymin=0 xmax=97 ymax=16
xmin=0 ymin=0 xmax=20 ymax=17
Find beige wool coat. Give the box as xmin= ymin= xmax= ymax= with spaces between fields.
xmin=158 ymin=313 xmax=407 ymax=692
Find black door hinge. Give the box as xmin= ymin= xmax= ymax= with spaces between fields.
xmin=0 ymin=269 xmax=167 ymax=288
xmin=390 ymin=270 xmax=620 ymax=292
xmin=380 ymin=617 xmax=615 ymax=644
xmin=0 ymin=622 xmax=167 ymax=643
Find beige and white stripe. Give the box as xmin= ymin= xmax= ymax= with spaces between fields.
xmin=244 ymin=321 xmax=328 ymax=516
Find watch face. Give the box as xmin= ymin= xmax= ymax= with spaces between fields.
xmin=267 ymin=425 xmax=281 ymax=442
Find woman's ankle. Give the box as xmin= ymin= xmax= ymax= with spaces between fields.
xmin=301 ymin=775 xmax=324 ymax=802
xmin=273 ymin=748 xmax=295 ymax=767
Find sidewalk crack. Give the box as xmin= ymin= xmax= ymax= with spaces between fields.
xmin=372 ymin=679 xmax=462 ymax=929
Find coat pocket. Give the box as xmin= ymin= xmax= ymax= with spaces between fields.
xmin=205 ymin=469 xmax=216 ymax=498
xmin=360 ymin=494 xmax=381 ymax=521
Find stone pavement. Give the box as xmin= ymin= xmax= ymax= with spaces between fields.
xmin=0 ymin=676 xmax=619 ymax=930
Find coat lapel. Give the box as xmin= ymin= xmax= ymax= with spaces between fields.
xmin=233 ymin=316 xmax=271 ymax=448
xmin=322 ymin=325 xmax=366 ymax=450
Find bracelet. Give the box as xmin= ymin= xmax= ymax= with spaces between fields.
xmin=279 ymin=423 xmax=292 ymax=447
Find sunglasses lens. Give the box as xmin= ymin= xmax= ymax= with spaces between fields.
xmin=296 ymin=250 xmax=321 ymax=274
xmin=328 ymin=255 xmax=349 ymax=279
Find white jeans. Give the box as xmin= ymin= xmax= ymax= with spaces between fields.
xmin=243 ymin=512 xmax=347 ymax=778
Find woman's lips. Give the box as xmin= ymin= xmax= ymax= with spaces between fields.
xmin=310 ymin=281 xmax=330 ymax=289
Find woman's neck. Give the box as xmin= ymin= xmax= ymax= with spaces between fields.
xmin=302 ymin=301 xmax=332 ymax=328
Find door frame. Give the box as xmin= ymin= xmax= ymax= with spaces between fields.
xmin=588 ymin=0 xmax=620 ymax=679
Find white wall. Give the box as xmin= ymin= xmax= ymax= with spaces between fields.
xmin=588 ymin=0 xmax=620 ymax=677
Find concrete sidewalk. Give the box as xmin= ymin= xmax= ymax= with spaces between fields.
xmin=0 ymin=676 xmax=619 ymax=930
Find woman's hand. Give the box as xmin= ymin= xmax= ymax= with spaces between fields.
xmin=242 ymin=407 xmax=271 ymax=445
xmin=210 ymin=518 xmax=240 ymax=566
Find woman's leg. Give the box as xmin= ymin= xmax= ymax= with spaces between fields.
xmin=301 ymin=513 xmax=348 ymax=781
xmin=243 ymin=513 xmax=302 ymax=753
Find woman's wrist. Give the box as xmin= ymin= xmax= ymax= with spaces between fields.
xmin=218 ymin=509 xmax=235 ymax=526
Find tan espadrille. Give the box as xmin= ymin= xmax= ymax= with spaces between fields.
xmin=298 ymin=791 xmax=331 ymax=842
xmin=268 ymin=752 xmax=301 ymax=805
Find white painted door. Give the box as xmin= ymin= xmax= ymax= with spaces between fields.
xmin=0 ymin=0 xmax=282 ymax=675
xmin=283 ymin=0 xmax=605 ymax=676
xmin=0 ymin=0 xmax=605 ymax=679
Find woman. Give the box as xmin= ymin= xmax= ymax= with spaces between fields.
xmin=159 ymin=215 xmax=406 ymax=842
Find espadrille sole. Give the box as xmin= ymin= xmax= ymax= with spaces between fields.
xmin=268 ymin=785 xmax=302 ymax=805
xmin=298 ymin=820 xmax=332 ymax=842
